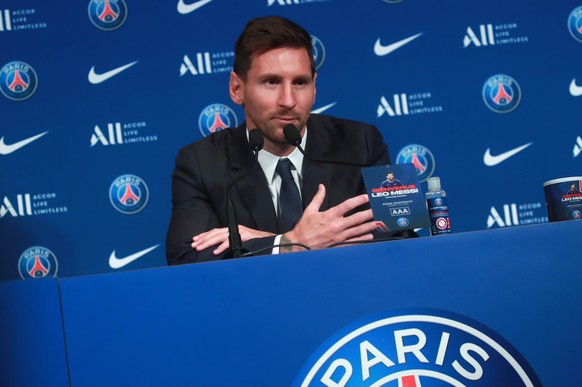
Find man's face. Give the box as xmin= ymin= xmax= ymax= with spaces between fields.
xmin=229 ymin=47 xmax=316 ymax=155
xmin=387 ymin=173 xmax=394 ymax=182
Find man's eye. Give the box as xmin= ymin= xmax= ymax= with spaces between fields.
xmin=294 ymin=79 xmax=310 ymax=87
xmin=266 ymin=79 xmax=279 ymax=85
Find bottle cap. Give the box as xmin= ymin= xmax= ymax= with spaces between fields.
xmin=427 ymin=176 xmax=441 ymax=191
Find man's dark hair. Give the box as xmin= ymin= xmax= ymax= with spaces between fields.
xmin=233 ymin=16 xmax=315 ymax=80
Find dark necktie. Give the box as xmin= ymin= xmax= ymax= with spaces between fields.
xmin=276 ymin=158 xmax=303 ymax=233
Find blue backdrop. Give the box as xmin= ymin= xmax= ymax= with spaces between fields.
xmin=2 ymin=0 xmax=581 ymax=280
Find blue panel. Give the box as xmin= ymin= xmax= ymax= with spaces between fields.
xmin=0 ymin=277 xmax=69 ymax=387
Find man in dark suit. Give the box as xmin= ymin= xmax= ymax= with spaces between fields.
xmin=166 ymin=16 xmax=391 ymax=265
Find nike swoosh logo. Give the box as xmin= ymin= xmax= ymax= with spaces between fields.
xmin=311 ymin=102 xmax=337 ymax=114
xmin=569 ymin=78 xmax=582 ymax=97
xmin=483 ymin=142 xmax=532 ymax=167
xmin=574 ymin=136 xmax=582 ymax=158
xmin=109 ymin=244 xmax=159 ymax=269
xmin=374 ymin=33 xmax=422 ymax=56
xmin=0 ymin=131 xmax=49 ymax=155
xmin=88 ymin=61 xmax=138 ymax=84
xmin=177 ymin=0 xmax=213 ymax=14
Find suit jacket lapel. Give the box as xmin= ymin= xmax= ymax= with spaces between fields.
xmin=228 ymin=125 xmax=279 ymax=233
xmin=302 ymin=119 xmax=333 ymax=211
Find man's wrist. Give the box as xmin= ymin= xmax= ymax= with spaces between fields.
xmin=280 ymin=233 xmax=293 ymax=254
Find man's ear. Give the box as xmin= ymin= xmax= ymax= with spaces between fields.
xmin=312 ymin=72 xmax=317 ymax=105
xmin=229 ymin=71 xmax=244 ymax=105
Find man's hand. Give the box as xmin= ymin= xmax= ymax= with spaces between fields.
xmin=192 ymin=226 xmax=275 ymax=256
xmin=283 ymin=184 xmax=376 ymax=253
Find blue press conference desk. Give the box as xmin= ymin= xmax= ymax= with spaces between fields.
xmin=2 ymin=221 xmax=581 ymax=386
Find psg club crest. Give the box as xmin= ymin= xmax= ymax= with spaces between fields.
xmin=395 ymin=144 xmax=435 ymax=183
xmin=397 ymin=217 xmax=409 ymax=227
xmin=0 ymin=61 xmax=38 ymax=101
xmin=198 ymin=103 xmax=238 ymax=137
xmin=311 ymin=35 xmax=326 ymax=70
xmin=109 ymin=174 xmax=149 ymax=214
xmin=294 ymin=308 xmax=542 ymax=387
xmin=18 ymin=246 xmax=58 ymax=279
xmin=482 ymin=74 xmax=521 ymax=113
xmin=568 ymin=6 xmax=582 ymax=43
xmin=88 ymin=0 xmax=128 ymax=31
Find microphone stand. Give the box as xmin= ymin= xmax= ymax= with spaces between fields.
xmin=226 ymin=129 xmax=263 ymax=258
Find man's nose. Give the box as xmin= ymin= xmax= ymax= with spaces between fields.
xmin=278 ymin=83 xmax=296 ymax=109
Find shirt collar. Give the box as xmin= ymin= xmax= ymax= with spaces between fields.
xmin=248 ymin=127 xmax=308 ymax=183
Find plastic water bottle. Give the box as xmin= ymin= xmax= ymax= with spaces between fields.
xmin=426 ymin=177 xmax=451 ymax=235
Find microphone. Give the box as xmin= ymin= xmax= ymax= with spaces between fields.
xmin=226 ymin=129 xmax=264 ymax=258
xmin=283 ymin=124 xmax=302 ymax=148
xmin=283 ymin=124 xmax=372 ymax=167
xmin=248 ymin=128 xmax=264 ymax=152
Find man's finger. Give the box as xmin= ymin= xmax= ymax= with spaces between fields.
xmin=193 ymin=227 xmax=224 ymax=241
xmin=341 ymin=208 xmax=375 ymax=229
xmin=335 ymin=221 xmax=377 ymax=245
xmin=328 ymin=193 xmax=370 ymax=217
xmin=213 ymin=240 xmax=230 ymax=255
xmin=304 ymin=184 xmax=326 ymax=213
xmin=192 ymin=228 xmax=228 ymax=250
xmin=338 ymin=233 xmax=375 ymax=247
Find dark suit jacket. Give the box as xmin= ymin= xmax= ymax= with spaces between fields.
xmin=165 ymin=114 xmax=390 ymax=265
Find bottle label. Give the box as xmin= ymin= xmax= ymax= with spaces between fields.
xmin=427 ymin=196 xmax=451 ymax=235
